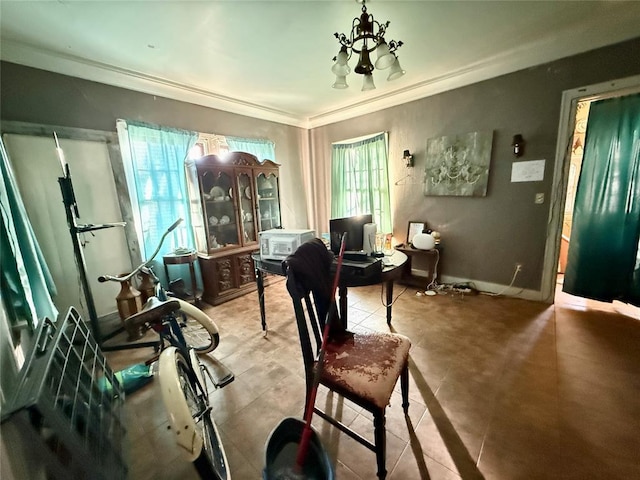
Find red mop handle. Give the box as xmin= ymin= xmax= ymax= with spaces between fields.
xmin=295 ymin=233 xmax=347 ymax=471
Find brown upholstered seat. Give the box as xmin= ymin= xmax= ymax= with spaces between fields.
xmin=284 ymin=240 xmax=410 ymax=479
xmin=320 ymin=330 xmax=410 ymax=410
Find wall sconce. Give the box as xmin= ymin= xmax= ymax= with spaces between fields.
xmin=403 ymin=149 xmax=414 ymax=167
xmin=512 ymin=134 xmax=525 ymax=157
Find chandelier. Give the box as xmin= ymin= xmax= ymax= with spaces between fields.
xmin=331 ymin=0 xmax=405 ymax=91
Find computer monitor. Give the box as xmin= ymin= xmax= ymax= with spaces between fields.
xmin=329 ymin=214 xmax=373 ymax=254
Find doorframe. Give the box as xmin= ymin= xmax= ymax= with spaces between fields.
xmin=540 ymin=74 xmax=640 ymax=303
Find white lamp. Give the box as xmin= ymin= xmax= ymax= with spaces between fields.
xmin=412 ymin=232 xmax=435 ymax=250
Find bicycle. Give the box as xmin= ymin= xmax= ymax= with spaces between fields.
xmin=99 ymin=218 xmax=233 ymax=479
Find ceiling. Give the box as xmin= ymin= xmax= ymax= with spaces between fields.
xmin=2 ymin=1 xmax=640 ymax=128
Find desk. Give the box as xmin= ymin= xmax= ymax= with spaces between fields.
xmin=252 ymin=250 xmax=407 ymax=331
xmin=163 ymin=251 xmax=199 ymax=303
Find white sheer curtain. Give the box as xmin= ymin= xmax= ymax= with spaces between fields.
xmin=116 ymin=120 xmax=197 ymax=276
xmin=331 ymin=132 xmax=392 ymax=233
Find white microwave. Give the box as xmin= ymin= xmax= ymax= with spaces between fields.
xmin=259 ymin=229 xmax=316 ymax=260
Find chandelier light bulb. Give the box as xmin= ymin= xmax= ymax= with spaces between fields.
xmin=332 ymin=75 xmax=349 ymax=89
xmin=387 ymin=55 xmax=405 ymax=81
xmin=331 ymin=47 xmax=351 ymax=76
xmin=362 ymin=73 xmax=376 ymax=91
xmin=374 ymin=40 xmax=395 ymax=70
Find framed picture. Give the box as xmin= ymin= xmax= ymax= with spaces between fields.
xmin=424 ymin=130 xmax=493 ymax=196
xmin=407 ymin=221 xmax=427 ymax=245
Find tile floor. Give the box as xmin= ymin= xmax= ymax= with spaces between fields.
xmin=105 ymin=278 xmax=640 ymax=479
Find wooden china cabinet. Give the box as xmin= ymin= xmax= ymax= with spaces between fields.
xmin=193 ymin=152 xmax=281 ymax=305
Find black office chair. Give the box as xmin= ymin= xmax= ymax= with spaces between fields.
xmin=284 ymin=239 xmax=411 ymax=479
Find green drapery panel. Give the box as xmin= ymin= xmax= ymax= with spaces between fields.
xmin=226 ymin=137 xmax=276 ymax=162
xmin=331 ymin=133 xmax=392 ymax=233
xmin=564 ymin=93 xmax=640 ymax=306
xmin=1 ymin=138 xmax=58 ymax=329
xmin=122 ymin=121 xmax=198 ymax=265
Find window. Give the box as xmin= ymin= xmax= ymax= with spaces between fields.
xmin=189 ymin=133 xmax=230 ymax=159
xmin=331 ymin=132 xmax=391 ymax=233
xmin=117 ymin=121 xmax=276 ymax=260
xmin=116 ymin=120 xmax=197 ymax=260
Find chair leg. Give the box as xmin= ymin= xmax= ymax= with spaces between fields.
xmin=401 ymin=363 xmax=410 ymax=414
xmin=373 ymin=412 xmax=387 ymax=479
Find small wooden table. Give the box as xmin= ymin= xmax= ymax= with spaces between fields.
xmin=394 ymin=245 xmax=441 ymax=288
xmin=163 ymin=251 xmax=199 ymax=303
xmin=252 ymin=250 xmax=407 ymax=331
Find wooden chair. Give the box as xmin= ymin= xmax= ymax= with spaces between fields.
xmin=284 ymin=241 xmax=411 ymax=479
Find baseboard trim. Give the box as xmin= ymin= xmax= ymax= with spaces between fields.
xmin=434 ymin=274 xmax=547 ymax=303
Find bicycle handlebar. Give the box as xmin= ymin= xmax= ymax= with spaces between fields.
xmin=99 ymin=218 xmax=183 ymax=283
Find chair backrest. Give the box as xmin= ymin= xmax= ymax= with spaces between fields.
xmin=283 ymin=238 xmax=341 ymax=376
xmin=285 ymin=269 xmax=324 ymax=373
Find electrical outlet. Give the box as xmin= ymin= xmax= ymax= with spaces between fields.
xmin=515 ymin=263 xmax=523 ymax=272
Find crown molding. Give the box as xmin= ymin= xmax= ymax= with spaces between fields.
xmin=1 ymin=40 xmax=308 ymax=128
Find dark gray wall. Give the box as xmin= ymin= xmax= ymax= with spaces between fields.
xmin=0 ymin=62 xmax=310 ymax=230
xmin=310 ymin=37 xmax=640 ymax=291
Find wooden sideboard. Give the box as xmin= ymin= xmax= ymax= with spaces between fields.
xmin=191 ymin=152 xmax=282 ymax=305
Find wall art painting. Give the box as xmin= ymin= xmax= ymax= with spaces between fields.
xmin=424 ymin=131 xmax=493 ymax=196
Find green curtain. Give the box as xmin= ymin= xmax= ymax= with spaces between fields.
xmin=1 ymin=138 xmax=58 ymax=329
xmin=226 ymin=137 xmax=275 ymax=162
xmin=331 ymin=133 xmax=391 ymax=233
xmin=123 ymin=121 xmax=197 ymax=264
xmin=564 ymin=93 xmax=640 ymax=306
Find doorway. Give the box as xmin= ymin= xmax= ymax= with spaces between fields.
xmin=557 ymin=99 xmax=590 ymax=276
xmin=545 ymin=76 xmax=640 ymax=318
xmin=541 ymin=74 xmax=640 ymax=308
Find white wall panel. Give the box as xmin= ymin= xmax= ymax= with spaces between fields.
xmin=3 ymin=133 xmax=132 ymax=320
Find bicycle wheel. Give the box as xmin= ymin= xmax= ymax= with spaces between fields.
xmin=194 ymin=405 xmax=230 ymax=480
xmin=174 ymin=298 xmax=220 ymax=354
xmin=159 ymin=348 xmax=230 ymax=480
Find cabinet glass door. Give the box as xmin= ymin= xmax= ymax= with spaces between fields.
xmin=236 ymin=171 xmax=257 ymax=244
xmin=201 ymin=170 xmax=239 ymax=250
xmin=256 ymin=172 xmax=281 ymax=231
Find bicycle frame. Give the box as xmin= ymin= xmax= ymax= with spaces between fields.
xmin=151 ymin=279 xmax=190 ymax=350
xmin=100 ymin=219 xmax=220 ymax=356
